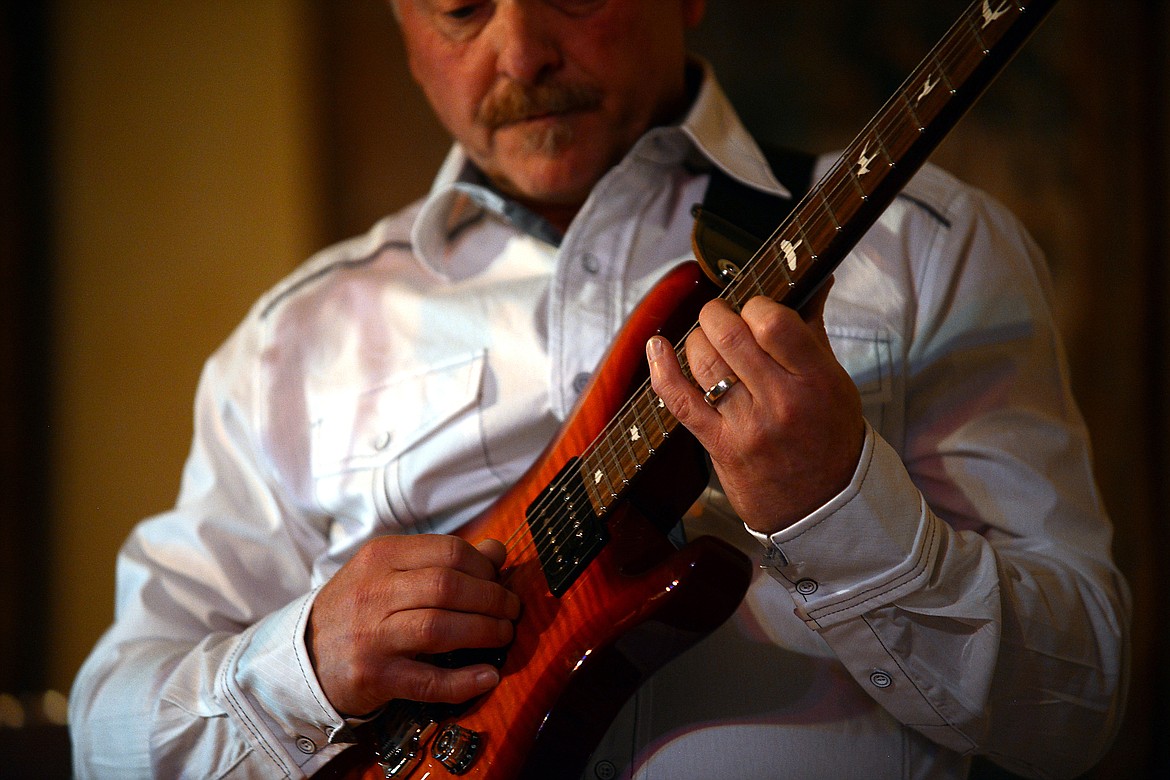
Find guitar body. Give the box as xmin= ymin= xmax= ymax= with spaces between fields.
xmin=322 ymin=262 xmax=754 ymax=780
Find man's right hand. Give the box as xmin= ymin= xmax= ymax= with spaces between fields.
xmin=307 ymin=534 xmax=520 ymax=717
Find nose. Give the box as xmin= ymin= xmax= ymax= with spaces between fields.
xmin=489 ymin=1 xmax=563 ymax=85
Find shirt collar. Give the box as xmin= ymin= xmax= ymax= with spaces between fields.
xmin=677 ymin=59 xmax=792 ymax=200
xmin=412 ymin=60 xmax=790 ymax=278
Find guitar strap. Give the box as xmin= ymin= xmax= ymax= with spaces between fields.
xmin=695 ymin=145 xmax=816 ymax=284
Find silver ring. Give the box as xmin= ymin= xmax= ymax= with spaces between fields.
xmin=703 ymin=375 xmax=739 ymax=407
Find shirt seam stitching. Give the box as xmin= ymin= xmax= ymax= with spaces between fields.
xmin=260 ymin=241 xmax=405 ymax=320
xmin=294 ymin=592 xmax=335 ymax=725
xmin=861 ymin=612 xmax=977 ymax=751
xmin=220 ymin=630 xmax=292 ymax=776
xmin=807 ymin=505 xmax=937 ymax=622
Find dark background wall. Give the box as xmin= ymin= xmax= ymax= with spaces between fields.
xmin=2 ymin=1 xmax=1165 ymax=776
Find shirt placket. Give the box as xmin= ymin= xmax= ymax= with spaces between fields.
xmin=547 ymin=169 xmax=644 ymax=421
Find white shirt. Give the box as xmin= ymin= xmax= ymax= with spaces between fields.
xmin=70 ymin=68 xmax=1129 ymax=780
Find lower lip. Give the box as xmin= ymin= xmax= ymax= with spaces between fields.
xmin=517 ymin=113 xmax=564 ymax=126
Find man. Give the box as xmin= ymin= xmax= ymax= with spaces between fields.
xmin=70 ymin=1 xmax=1129 ymax=778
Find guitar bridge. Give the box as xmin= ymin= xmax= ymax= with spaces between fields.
xmin=375 ymin=716 xmax=438 ymax=779
xmin=372 ymin=699 xmax=484 ymax=778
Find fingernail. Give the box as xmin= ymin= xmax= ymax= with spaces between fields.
xmin=476 ymin=668 xmax=500 ymax=688
xmin=646 ymin=336 xmax=664 ymax=359
xmin=499 ymin=618 xmax=516 ymax=642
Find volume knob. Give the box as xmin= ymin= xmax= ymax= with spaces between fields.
xmin=430 ymin=724 xmax=481 ymax=775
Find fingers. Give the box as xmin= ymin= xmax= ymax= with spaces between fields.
xmin=380 ymin=605 xmax=516 ymax=656
xmin=743 ymin=284 xmax=837 ymax=373
xmin=370 ymin=565 xmax=521 ymax=622
xmin=372 ymin=657 xmax=502 ymax=706
xmin=648 ymin=281 xmax=840 ymax=410
xmin=646 ymin=334 xmax=723 ymax=438
xmin=701 ymin=290 xmax=833 ymax=380
xmin=361 ymin=533 xmax=504 ymax=582
xmin=339 ymin=534 xmax=520 ymax=622
xmin=309 ymin=534 xmax=520 ymax=715
xmin=343 ymin=534 xmax=520 ymax=622
xmin=475 ymin=537 xmax=508 ymax=571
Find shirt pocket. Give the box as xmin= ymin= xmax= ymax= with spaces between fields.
xmin=827 ymin=327 xmax=903 ymax=446
xmin=309 ymin=351 xmax=486 ymax=534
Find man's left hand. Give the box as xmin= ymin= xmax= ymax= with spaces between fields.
xmin=646 ymin=281 xmax=865 ymax=536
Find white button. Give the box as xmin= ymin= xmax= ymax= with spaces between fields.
xmin=581 ymin=252 xmax=601 ymax=274
xmin=869 ymin=670 xmax=893 ymax=689
xmin=295 ymin=735 xmax=317 ymax=754
xmin=373 ymin=431 xmax=392 ymax=451
xmin=795 ymin=578 xmax=818 ymax=595
xmin=573 ymin=372 xmax=591 ymax=394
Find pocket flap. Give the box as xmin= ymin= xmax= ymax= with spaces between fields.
xmin=310 ymin=351 xmax=486 ymax=477
xmin=827 ymin=327 xmax=893 ymax=404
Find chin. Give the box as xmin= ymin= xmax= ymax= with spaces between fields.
xmin=491 ymin=124 xmax=616 ymax=201
xmin=533 ymin=148 xmax=618 ymax=196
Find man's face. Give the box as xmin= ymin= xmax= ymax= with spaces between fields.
xmin=396 ymin=0 xmax=705 ymax=221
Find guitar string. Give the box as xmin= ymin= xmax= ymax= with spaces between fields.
xmin=495 ymin=0 xmax=1018 ymax=576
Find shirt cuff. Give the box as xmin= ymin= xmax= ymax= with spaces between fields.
xmin=748 ymin=422 xmax=942 ymax=629
xmin=219 ymin=587 xmax=354 ymax=775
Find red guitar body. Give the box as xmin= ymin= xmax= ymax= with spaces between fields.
xmin=320 ymin=261 xmax=754 ymax=780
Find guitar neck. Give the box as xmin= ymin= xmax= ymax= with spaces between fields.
xmin=577 ymin=0 xmax=1060 ymax=517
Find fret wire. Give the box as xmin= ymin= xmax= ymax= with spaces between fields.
xmin=793 ymin=215 xmax=816 ymax=263
xmin=770 ymin=242 xmax=796 ymax=290
xmin=964 ymin=9 xmax=990 ymax=54
xmin=876 ymin=132 xmax=894 ymax=168
xmin=817 ymin=189 xmax=842 ymax=232
xmin=735 ymin=252 xmax=767 ymax=301
xmin=597 ymin=437 xmax=620 ymax=500
xmin=631 ymin=392 xmax=658 ymax=454
xmin=647 ymin=389 xmax=671 ymax=445
xmin=583 ymin=454 xmax=604 ymax=512
xmin=952 ymin=16 xmax=990 ymax=81
xmin=610 ymin=411 xmax=636 ymax=485
xmin=644 ymin=389 xmax=667 ymax=450
xmin=901 ymin=91 xmax=925 ymax=132
xmin=677 ymin=343 xmax=695 ymax=383
xmin=762 ymin=249 xmax=790 ymax=301
xmin=618 ymin=406 xmax=643 ymax=479
xmin=932 ymin=52 xmax=956 ymax=94
xmin=749 ymin=262 xmax=768 ymax=299
xmin=883 ymin=111 xmax=916 ymax=160
xmin=725 ymin=282 xmax=745 ymax=313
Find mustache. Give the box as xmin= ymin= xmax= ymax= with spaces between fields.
xmin=475 ymin=80 xmax=603 ymax=130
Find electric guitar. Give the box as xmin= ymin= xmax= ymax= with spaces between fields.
xmin=319 ymin=1 xmax=1060 ymax=777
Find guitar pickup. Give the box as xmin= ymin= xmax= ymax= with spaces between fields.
xmin=526 ymin=458 xmax=608 ymax=597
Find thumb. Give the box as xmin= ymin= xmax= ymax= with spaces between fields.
xmin=475 ymin=538 xmax=508 ymax=573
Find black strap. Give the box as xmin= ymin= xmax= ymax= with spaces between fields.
xmin=692 ymin=145 xmax=815 ymax=285
xmin=700 ymin=144 xmax=815 ymax=246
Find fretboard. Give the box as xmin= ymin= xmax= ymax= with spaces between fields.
xmin=575 ymin=0 xmax=1059 ymax=518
